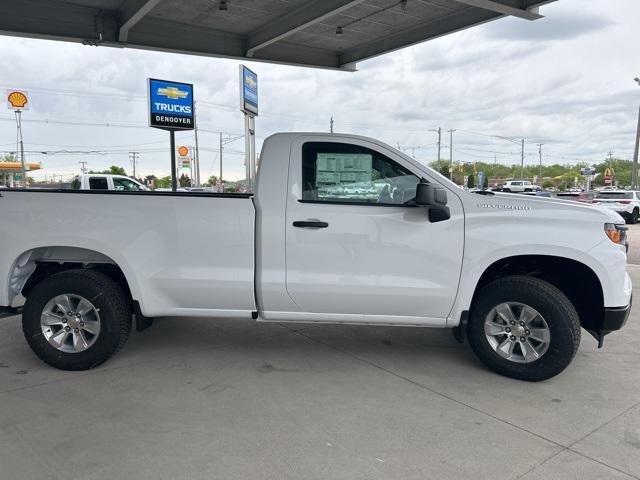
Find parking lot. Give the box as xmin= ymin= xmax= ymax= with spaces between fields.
xmin=0 ymin=230 xmax=638 ymax=480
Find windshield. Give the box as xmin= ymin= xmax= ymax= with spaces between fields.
xmin=595 ymin=192 xmax=633 ymax=199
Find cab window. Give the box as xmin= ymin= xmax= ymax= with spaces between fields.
xmin=301 ymin=142 xmax=419 ymax=205
xmin=88 ymin=177 xmax=108 ymax=190
xmin=112 ymin=177 xmax=141 ymax=191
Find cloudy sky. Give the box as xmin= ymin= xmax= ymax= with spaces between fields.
xmin=0 ymin=0 xmax=638 ymax=182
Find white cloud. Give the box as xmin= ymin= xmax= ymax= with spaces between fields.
xmin=0 ymin=0 xmax=637 ymax=182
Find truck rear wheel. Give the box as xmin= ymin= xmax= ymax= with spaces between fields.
xmin=22 ymin=269 xmax=132 ymax=371
xmin=467 ymin=276 xmax=580 ymax=381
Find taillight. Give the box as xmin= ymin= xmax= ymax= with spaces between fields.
xmin=619 ymin=200 xmax=631 ymax=204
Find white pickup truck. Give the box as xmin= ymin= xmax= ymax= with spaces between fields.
xmin=0 ymin=133 xmax=632 ymax=381
xmin=72 ymin=174 xmax=148 ymax=191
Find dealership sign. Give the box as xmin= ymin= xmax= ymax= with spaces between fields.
xmin=239 ymin=65 xmax=258 ymax=116
xmin=148 ymin=78 xmax=194 ymax=130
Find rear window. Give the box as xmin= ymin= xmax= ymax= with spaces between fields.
xmin=595 ymin=192 xmax=633 ymax=199
xmin=89 ymin=177 xmax=108 ymax=190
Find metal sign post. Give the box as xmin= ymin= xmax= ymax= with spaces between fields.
xmin=169 ymin=131 xmax=177 ymax=191
xmin=239 ymin=65 xmax=258 ymax=191
xmin=147 ymin=78 xmax=195 ymax=191
xmin=7 ymin=90 xmax=29 ymax=187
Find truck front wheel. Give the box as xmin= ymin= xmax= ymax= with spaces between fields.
xmin=22 ymin=269 xmax=132 ymax=370
xmin=467 ymin=276 xmax=580 ymax=381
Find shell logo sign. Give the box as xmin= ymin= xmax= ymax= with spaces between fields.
xmin=177 ymin=146 xmax=189 ymax=157
xmin=7 ymin=90 xmax=29 ymax=110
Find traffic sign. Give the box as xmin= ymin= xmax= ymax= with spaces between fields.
xmin=148 ymin=78 xmax=194 ymax=130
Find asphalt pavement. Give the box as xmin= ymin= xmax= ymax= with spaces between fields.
xmin=1 ymin=243 xmax=640 ymax=479
xmin=627 ymin=223 xmax=640 ymax=265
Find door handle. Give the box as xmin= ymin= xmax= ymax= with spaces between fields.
xmin=293 ymin=220 xmax=329 ymax=228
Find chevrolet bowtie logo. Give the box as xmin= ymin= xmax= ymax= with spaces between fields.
xmin=157 ymin=87 xmax=189 ymax=100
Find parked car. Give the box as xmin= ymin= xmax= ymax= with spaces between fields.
xmin=72 ymin=174 xmax=148 ymax=191
xmin=502 ymin=180 xmax=535 ymax=192
xmin=0 ymin=133 xmax=631 ymax=381
xmin=593 ymin=190 xmax=640 ymax=224
xmin=555 ymin=191 xmax=596 ymax=204
xmin=520 ymin=191 xmax=552 ymax=198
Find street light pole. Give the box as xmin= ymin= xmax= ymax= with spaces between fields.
xmin=448 ymin=129 xmax=455 ymax=181
xmin=632 ymin=77 xmax=640 ymax=190
xmin=520 ymin=138 xmax=525 ymax=180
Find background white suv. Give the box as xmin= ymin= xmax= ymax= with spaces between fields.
xmin=502 ymin=180 xmax=534 ymax=192
xmin=594 ymin=190 xmax=640 ymax=224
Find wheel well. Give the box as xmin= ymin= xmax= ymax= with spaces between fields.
xmin=472 ymin=255 xmax=604 ymax=333
xmin=10 ymin=247 xmax=133 ymax=306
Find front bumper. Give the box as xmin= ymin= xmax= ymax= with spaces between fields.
xmin=603 ymin=298 xmax=632 ymax=333
xmin=591 ymin=294 xmax=632 ymax=347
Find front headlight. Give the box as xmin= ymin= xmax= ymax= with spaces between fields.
xmin=604 ymin=223 xmax=628 ymax=246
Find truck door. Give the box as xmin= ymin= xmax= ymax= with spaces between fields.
xmin=284 ymin=138 xmax=464 ymax=320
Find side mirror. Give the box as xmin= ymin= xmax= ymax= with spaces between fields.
xmin=415 ymin=181 xmax=450 ymax=223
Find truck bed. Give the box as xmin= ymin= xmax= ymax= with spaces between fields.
xmin=0 ymin=189 xmax=257 ymax=318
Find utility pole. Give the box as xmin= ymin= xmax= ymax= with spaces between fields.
xmin=448 ymin=129 xmax=455 ymax=181
xmin=520 ymin=138 xmax=525 ymax=180
xmin=429 ymin=127 xmax=442 ymax=161
xmin=330 ymin=117 xmax=334 ymax=133
xmin=194 ymin=120 xmax=201 ymax=187
xmin=14 ymin=110 xmax=26 ymax=186
xmin=537 ymin=143 xmax=543 ymax=185
xmin=632 ymin=77 xmax=640 ymax=190
xmin=78 ymin=161 xmax=88 ymax=174
xmin=128 ymin=152 xmax=139 ymax=179
xmin=219 ymin=131 xmax=223 ymax=192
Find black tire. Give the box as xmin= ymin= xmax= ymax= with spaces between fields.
xmin=502 ymin=188 xmax=511 ymax=193
xmin=630 ymin=209 xmax=639 ymax=225
xmin=22 ymin=269 xmax=132 ymax=370
xmin=467 ymin=276 xmax=580 ymax=381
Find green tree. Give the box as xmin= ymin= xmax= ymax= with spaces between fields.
xmin=179 ymin=174 xmax=192 ymax=188
xmin=466 ymin=174 xmax=475 ymax=189
xmin=88 ymin=165 xmax=127 ymax=176
xmin=154 ymin=176 xmax=172 ymax=188
xmin=206 ymin=175 xmax=219 ymax=186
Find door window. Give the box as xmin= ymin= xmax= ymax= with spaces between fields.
xmin=112 ymin=177 xmax=142 ymax=191
xmin=88 ymin=177 xmax=108 ymax=190
xmin=301 ymin=142 xmax=419 ymax=205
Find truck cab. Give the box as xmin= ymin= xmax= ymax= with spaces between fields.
xmin=73 ymin=174 xmax=148 ymax=191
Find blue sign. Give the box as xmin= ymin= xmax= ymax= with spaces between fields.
xmin=239 ymin=65 xmax=258 ymax=116
xmin=148 ymin=78 xmax=194 ymax=130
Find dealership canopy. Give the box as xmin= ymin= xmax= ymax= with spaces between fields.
xmin=2 ymin=0 xmax=554 ymax=71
